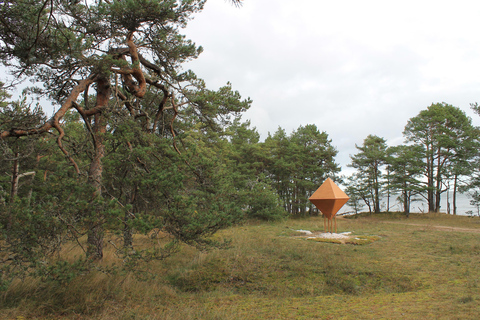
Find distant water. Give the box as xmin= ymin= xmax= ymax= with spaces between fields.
xmin=339 ymin=192 xmax=479 ymax=216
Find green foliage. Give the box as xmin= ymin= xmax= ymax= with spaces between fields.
xmin=404 ymin=102 xmax=478 ymax=212
xmin=348 ymin=135 xmax=388 ymax=213
xmin=0 ymin=0 xmax=334 ymax=297
xmin=108 ymin=0 xmax=178 ymax=31
xmin=244 ymin=182 xmax=288 ymax=221
xmin=466 ymin=191 xmax=480 ymax=217
xmin=0 ymin=196 xmax=73 ymax=288
xmin=346 ymin=103 xmax=480 ymax=216
xmin=222 ymin=119 xmax=288 ymax=221
xmin=386 ymin=144 xmax=424 ymax=216
xmin=264 ymin=125 xmax=340 ymax=216
xmin=36 ymin=259 xmax=91 ymax=284
xmin=0 ymin=0 xmax=258 ymax=285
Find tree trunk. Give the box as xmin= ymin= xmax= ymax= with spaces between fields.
xmin=300 ymin=187 xmax=306 ymax=216
xmin=374 ymin=167 xmax=380 ymax=213
xmin=86 ymin=77 xmax=110 ymax=261
xmin=86 ymin=113 xmax=106 ymax=260
xmin=435 ymin=190 xmax=441 ymax=213
xmin=434 ymin=148 xmax=442 ymax=212
xmin=10 ymin=152 xmax=19 ymax=203
xmin=434 ymin=175 xmax=441 ymax=212
xmin=426 ymin=150 xmax=435 ymax=212
xmin=403 ymin=181 xmax=410 ymax=217
xmin=386 ymin=188 xmax=390 ymax=213
xmin=6 ymin=152 xmax=20 ymax=234
xmin=453 ymin=175 xmax=458 ymax=215
xmin=427 ymin=186 xmax=434 ymax=212
xmin=386 ymin=168 xmax=390 ymax=213
xmin=446 ymin=186 xmax=450 ymax=214
xmin=124 ymin=215 xmax=133 ymax=249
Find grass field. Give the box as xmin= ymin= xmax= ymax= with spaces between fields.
xmin=1 ymin=212 xmax=479 ymax=319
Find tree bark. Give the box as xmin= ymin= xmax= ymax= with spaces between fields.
xmin=426 ymin=144 xmax=435 ymax=212
xmin=453 ymin=175 xmax=458 ymax=215
xmin=403 ymin=181 xmax=410 ymax=217
xmin=374 ymin=173 xmax=380 ymax=213
xmin=10 ymin=152 xmax=19 ymax=204
xmin=86 ymin=77 xmax=110 ymax=261
xmin=434 ymin=152 xmax=442 ymax=212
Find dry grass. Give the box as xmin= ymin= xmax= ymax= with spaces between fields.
xmin=1 ymin=212 xmax=480 ymax=319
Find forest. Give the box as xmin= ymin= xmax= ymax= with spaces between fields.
xmin=0 ymin=1 xmax=480 ymax=316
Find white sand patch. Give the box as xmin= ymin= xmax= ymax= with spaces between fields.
xmin=308 ymin=232 xmax=352 ymax=240
xmin=291 ymin=229 xmax=378 ymax=245
xmin=295 ymin=229 xmax=313 ymax=235
xmin=295 ymin=230 xmax=353 ymax=240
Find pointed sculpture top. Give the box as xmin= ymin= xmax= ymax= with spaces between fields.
xmin=308 ymin=178 xmax=349 ymax=201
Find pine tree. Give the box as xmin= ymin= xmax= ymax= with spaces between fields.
xmin=0 ymin=0 xmax=251 ymax=275
xmin=349 ymin=135 xmax=387 ymax=213
xmin=404 ymin=103 xmax=477 ymax=212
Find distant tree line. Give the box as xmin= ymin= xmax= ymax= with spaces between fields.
xmin=345 ymin=102 xmax=480 ymax=217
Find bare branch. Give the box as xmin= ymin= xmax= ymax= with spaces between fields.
xmin=145 ymin=77 xmax=170 ymax=133
xmin=17 ymin=171 xmax=36 ymax=179
xmin=72 ymin=101 xmax=97 ymax=147
xmin=228 ymin=0 xmax=244 ymax=7
xmin=169 ymin=95 xmax=181 ymax=156
xmin=138 ymin=53 xmax=162 ymax=76
xmin=52 ymin=120 xmax=80 ymax=175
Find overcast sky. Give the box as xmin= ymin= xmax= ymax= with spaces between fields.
xmin=183 ymin=0 xmax=480 ymax=175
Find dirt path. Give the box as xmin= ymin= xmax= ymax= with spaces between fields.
xmin=381 ymin=221 xmax=480 ymax=233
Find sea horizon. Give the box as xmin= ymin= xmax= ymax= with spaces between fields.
xmin=339 ymin=191 xmax=479 ymax=216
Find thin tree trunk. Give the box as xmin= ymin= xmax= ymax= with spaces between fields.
xmin=435 ymin=179 xmax=441 ymax=213
xmin=374 ymin=164 xmax=380 ymax=213
xmin=10 ymin=152 xmax=19 ymax=203
xmin=434 ymin=149 xmax=442 ymax=212
xmin=403 ymin=180 xmax=409 ymax=217
xmin=386 ymin=168 xmax=390 ymax=213
xmin=387 ymin=189 xmax=390 ymax=213
xmin=8 ymin=153 xmax=35 ymax=234
xmin=6 ymin=152 xmax=20 ymax=234
xmin=427 ymin=151 xmax=435 ymax=212
xmin=446 ymin=186 xmax=450 ymax=214
xmin=453 ymin=175 xmax=458 ymax=215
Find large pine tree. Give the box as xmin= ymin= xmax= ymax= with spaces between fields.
xmin=0 ymin=0 xmax=250 ymax=265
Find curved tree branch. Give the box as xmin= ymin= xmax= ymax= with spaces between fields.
xmin=169 ymin=95 xmax=181 ymax=156
xmin=145 ymin=77 xmax=170 ymax=133
xmin=72 ymin=101 xmax=97 ymax=147
xmin=52 ymin=120 xmax=80 ymax=175
xmin=120 ymin=31 xmax=146 ymax=98
xmin=1 ymin=75 xmax=96 ymax=139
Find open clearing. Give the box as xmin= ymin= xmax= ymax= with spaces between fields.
xmin=1 ymin=212 xmax=479 ymax=319
xmin=381 ymin=220 xmax=480 ymax=233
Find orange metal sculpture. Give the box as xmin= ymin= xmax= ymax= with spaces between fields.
xmin=309 ymin=178 xmax=350 ymax=233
